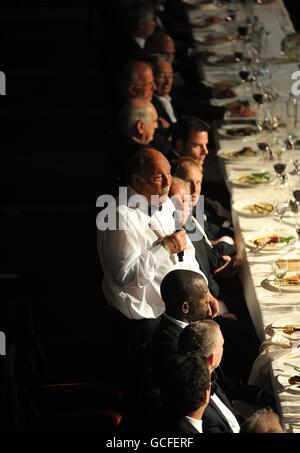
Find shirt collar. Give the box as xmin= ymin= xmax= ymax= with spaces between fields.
xmin=163 ymin=313 xmax=189 ymax=329
xmin=156 ymin=94 xmax=172 ymax=102
xmin=132 ymin=36 xmax=146 ymax=48
xmin=185 ymin=417 xmax=203 ymax=433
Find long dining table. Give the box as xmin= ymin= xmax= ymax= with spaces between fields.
xmin=187 ymin=0 xmax=300 ymax=432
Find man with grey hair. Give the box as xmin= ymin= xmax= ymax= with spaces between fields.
xmin=115 ymin=96 xmax=158 ymax=183
xmin=119 ymin=61 xmax=156 ymax=103
xmin=119 ymin=96 xmax=158 ymax=146
xmin=240 ymin=408 xmax=283 ymax=433
xmin=179 ymin=320 xmax=241 ymax=433
xmin=115 ymin=60 xmax=171 ymax=154
xmin=179 ymin=320 xmax=277 ymax=433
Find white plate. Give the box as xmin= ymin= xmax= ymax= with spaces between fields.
xmin=190 ymin=16 xmax=223 ymax=28
xmin=267 ymin=316 xmax=300 ymax=336
xmin=233 ymin=201 xmax=274 ymax=217
xmin=231 ymin=172 xmax=275 ymax=187
xmin=266 ymin=273 xmax=300 ymax=292
xmin=218 ymin=124 xmax=259 ymax=140
xmin=244 ymin=232 xmax=296 ymax=251
xmin=218 ymin=149 xmax=259 ymax=161
xmin=195 ymin=33 xmax=235 ymax=45
xmin=278 ymin=374 xmax=300 ymax=393
xmin=206 ymin=55 xmax=237 ymax=65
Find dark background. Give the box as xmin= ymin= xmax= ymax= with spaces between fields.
xmin=0 ymin=0 xmax=299 ymax=433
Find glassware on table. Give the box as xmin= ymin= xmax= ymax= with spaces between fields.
xmin=295 ymin=215 xmax=300 ymax=242
xmin=272 ymin=259 xmax=288 ymax=298
xmin=232 ymin=39 xmax=244 ymax=63
xmin=273 ymin=140 xmax=287 ymax=186
xmin=256 ymin=128 xmax=270 ymax=169
xmin=274 ymin=200 xmax=289 ymax=231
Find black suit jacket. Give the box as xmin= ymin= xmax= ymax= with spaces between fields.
xmin=171 ymin=417 xmax=200 ymax=434
xmin=203 ymin=382 xmax=236 ymax=433
xmin=151 ymin=315 xmax=182 ymax=387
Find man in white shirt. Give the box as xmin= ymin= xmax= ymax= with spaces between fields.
xmin=97 ymin=148 xmax=218 ymax=324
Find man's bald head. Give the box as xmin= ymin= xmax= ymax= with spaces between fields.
xmin=145 ymin=32 xmax=176 ymax=64
xmin=120 ymin=60 xmax=156 ymax=101
xmin=128 ymin=148 xmax=172 ymax=206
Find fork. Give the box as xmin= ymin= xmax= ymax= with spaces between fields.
xmin=284 ymin=362 xmax=300 ymax=372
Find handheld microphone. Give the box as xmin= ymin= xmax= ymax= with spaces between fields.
xmin=173 ymin=209 xmax=184 ymax=262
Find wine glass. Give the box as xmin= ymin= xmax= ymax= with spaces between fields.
xmin=274 ymin=200 xmax=289 ymax=231
xmin=232 ymin=39 xmax=244 ymax=63
xmin=272 ymin=259 xmax=288 ymax=298
xmin=295 ymin=215 xmax=300 ymax=243
xmin=256 ymin=130 xmax=269 ymax=170
xmin=273 ymin=140 xmax=287 ymax=186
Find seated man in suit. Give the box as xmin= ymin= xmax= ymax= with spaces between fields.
xmin=179 ymin=319 xmax=241 ymax=433
xmin=112 ymin=96 xmax=159 ymax=185
xmin=178 ymin=320 xmax=276 ymax=433
xmin=240 ymin=408 xmax=283 ymax=433
xmin=151 ymin=269 xmax=212 ymax=388
xmin=161 ymin=352 xmax=211 ymax=433
xmin=117 ymin=1 xmax=156 ymax=63
xmin=169 ymin=170 xmax=260 ymax=379
xmin=169 ymin=174 xmax=235 ymax=289
xmin=171 ymin=157 xmax=255 ymax=326
xmin=170 ymin=115 xmax=233 ymax=218
xmin=116 ymin=60 xmax=172 ymax=153
xmin=144 ymin=32 xmax=255 ymax=117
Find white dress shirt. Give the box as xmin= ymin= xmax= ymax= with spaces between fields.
xmin=155 ymin=95 xmax=177 ymax=123
xmin=97 ymin=189 xmax=207 ymax=320
xmin=185 ymin=417 xmax=203 ymax=433
xmin=211 ymin=394 xmax=240 ymax=433
xmin=133 ymin=35 xmax=146 ymax=49
xmin=191 ymin=215 xmax=212 ymax=247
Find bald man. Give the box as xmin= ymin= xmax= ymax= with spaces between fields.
xmin=97 ymin=148 xmax=217 ymax=323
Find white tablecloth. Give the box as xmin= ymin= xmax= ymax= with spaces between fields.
xmin=189 ymin=0 xmax=300 ymax=432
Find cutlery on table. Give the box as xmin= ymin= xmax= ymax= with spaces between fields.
xmin=283 ymin=362 xmax=300 ymax=372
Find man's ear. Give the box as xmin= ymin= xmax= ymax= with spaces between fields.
xmin=136 ymin=120 xmax=145 ymax=136
xmin=181 ymin=301 xmax=190 ymax=314
xmin=207 ymin=353 xmax=214 ymax=368
xmin=128 ymin=84 xmax=139 ymax=97
xmin=131 ymin=174 xmax=143 ymax=192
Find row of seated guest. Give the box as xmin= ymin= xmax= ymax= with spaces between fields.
xmin=149 ymin=270 xmax=277 ymax=433
xmin=96 ymin=0 xmax=273 ymax=432
xmin=97 ymin=148 xmax=265 ymax=430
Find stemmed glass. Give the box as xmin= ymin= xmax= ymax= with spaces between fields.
xmin=274 ymin=200 xmax=289 ymax=231
xmin=252 ymin=80 xmax=267 ymax=124
xmin=273 ymin=140 xmax=287 ymax=186
xmin=295 ymin=214 xmax=300 ymax=243
xmin=272 ymin=259 xmax=288 ymax=297
xmin=256 ymin=129 xmax=269 ymax=170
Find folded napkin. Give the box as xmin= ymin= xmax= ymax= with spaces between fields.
xmin=248 ymin=326 xmax=300 ymax=390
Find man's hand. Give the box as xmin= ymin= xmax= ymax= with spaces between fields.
xmin=213 ymin=255 xmax=232 ymax=275
xmin=162 ymin=230 xmax=187 ymax=255
xmin=207 ymin=291 xmax=219 ymax=318
xmin=159 ymin=117 xmax=171 ymax=129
